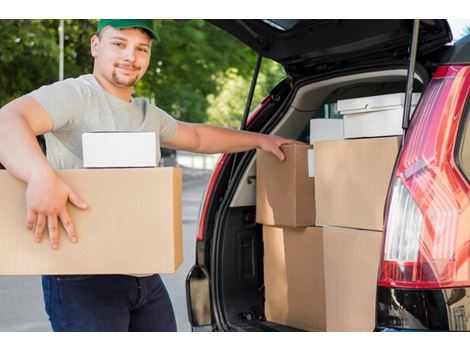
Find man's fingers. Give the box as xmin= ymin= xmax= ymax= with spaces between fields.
xmin=47 ymin=215 xmax=59 ymax=250
xmin=68 ymin=191 xmax=88 ymax=210
xmin=33 ymin=214 xmax=46 ymax=243
xmin=59 ymin=210 xmax=78 ymax=243
xmin=26 ymin=210 xmax=37 ymax=232
xmin=274 ymin=147 xmax=286 ymax=161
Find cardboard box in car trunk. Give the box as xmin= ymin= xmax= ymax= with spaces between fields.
xmin=263 ymin=225 xmax=325 ymax=331
xmin=314 ymin=136 xmax=400 ymax=231
xmin=323 ymin=226 xmax=382 ymax=331
xmin=256 ymin=145 xmax=315 ymax=227
xmin=0 ymin=167 xmax=183 ymax=275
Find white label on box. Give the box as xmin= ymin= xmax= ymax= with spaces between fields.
xmin=310 ymin=119 xmax=344 ymax=144
xmin=82 ymin=132 xmax=157 ymax=168
xmin=308 ymin=149 xmax=315 ymax=177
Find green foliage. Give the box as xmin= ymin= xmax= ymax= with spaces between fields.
xmin=207 ymin=61 xmax=285 ymax=128
xmin=0 ymin=19 xmax=286 ymax=127
xmin=0 ymin=20 xmax=59 ymax=106
xmin=63 ymin=19 xmax=97 ymax=78
xmin=137 ymin=20 xmax=259 ymax=123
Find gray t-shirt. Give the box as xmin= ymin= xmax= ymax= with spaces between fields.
xmin=27 ymin=74 xmax=177 ymax=169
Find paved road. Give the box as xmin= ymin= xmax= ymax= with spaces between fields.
xmin=0 ymin=170 xmax=211 ymax=332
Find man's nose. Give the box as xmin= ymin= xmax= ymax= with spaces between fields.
xmin=123 ymin=47 xmax=136 ymax=62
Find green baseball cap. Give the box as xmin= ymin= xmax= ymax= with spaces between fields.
xmin=97 ymin=19 xmax=159 ymax=41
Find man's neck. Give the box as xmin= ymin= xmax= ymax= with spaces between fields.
xmin=92 ymin=72 xmax=134 ymax=102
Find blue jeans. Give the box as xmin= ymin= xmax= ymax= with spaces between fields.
xmin=41 ymin=274 xmax=177 ymax=332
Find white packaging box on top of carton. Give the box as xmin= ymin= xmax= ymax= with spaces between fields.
xmin=309 ymin=118 xmax=344 ymax=144
xmin=309 ymin=119 xmax=344 ymax=177
xmin=338 ymin=93 xmax=421 ymax=138
xmin=82 ymin=132 xmax=157 ymax=168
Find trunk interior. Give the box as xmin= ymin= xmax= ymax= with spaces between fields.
xmin=210 ymin=65 xmax=428 ymax=332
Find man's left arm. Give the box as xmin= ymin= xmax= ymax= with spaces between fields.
xmin=161 ymin=121 xmax=301 ymax=161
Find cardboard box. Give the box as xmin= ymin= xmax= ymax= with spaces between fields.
xmin=263 ymin=226 xmax=325 ymax=331
xmin=82 ymin=132 xmax=157 ymax=168
xmin=309 ymin=118 xmax=344 ymax=143
xmin=314 ymin=136 xmax=400 ymax=231
xmin=0 ymin=167 xmax=182 ymax=275
xmin=323 ymin=226 xmax=382 ymax=331
xmin=256 ymin=145 xmax=315 ymax=227
xmin=338 ymin=93 xmax=421 ymax=138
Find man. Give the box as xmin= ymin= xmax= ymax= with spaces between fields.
xmin=0 ymin=19 xmax=296 ymax=331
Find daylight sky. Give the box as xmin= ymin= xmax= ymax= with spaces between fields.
xmin=448 ymin=19 xmax=470 ymax=40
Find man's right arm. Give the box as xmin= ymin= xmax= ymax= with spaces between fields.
xmin=0 ymin=96 xmax=88 ymax=249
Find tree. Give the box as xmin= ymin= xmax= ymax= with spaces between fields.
xmin=0 ymin=19 xmax=286 ymax=127
xmin=207 ymin=61 xmax=285 ymax=128
xmin=0 ymin=19 xmax=97 ymax=106
xmin=137 ymin=20 xmax=260 ymax=123
xmin=63 ymin=19 xmax=97 ymax=78
xmin=0 ymin=20 xmax=59 ymax=106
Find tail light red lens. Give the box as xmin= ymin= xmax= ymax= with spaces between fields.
xmin=379 ymin=65 xmax=470 ymax=289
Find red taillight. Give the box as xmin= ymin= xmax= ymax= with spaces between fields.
xmin=379 ymin=65 xmax=470 ymax=289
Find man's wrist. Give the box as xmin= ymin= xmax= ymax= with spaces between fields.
xmin=254 ymin=133 xmax=265 ymax=149
xmin=26 ymin=166 xmax=56 ymax=184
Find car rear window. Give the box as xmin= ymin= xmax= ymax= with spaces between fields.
xmin=261 ymin=20 xmax=301 ymax=31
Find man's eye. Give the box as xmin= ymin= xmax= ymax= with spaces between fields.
xmin=112 ymin=42 xmax=124 ymax=47
xmin=139 ymin=47 xmax=149 ymax=53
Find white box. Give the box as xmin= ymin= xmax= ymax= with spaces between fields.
xmin=82 ymin=132 xmax=157 ymax=168
xmin=308 ymin=149 xmax=315 ymax=177
xmin=337 ymin=93 xmax=421 ymax=114
xmin=338 ymin=93 xmax=421 ymax=138
xmin=343 ymin=108 xmax=417 ymax=138
xmin=310 ymin=119 xmax=344 ymax=143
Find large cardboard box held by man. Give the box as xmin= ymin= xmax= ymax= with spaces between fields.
xmin=0 ymin=167 xmax=183 ymax=275
xmin=256 ymin=145 xmax=315 ymax=227
xmin=314 ymin=136 xmax=400 ymax=231
xmin=263 ymin=225 xmax=325 ymax=331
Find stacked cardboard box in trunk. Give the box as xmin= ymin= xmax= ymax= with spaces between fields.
xmin=257 ymin=93 xmax=406 ymax=331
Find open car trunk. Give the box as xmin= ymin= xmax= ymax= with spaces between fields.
xmin=208 ymin=64 xmax=429 ymax=332
xmin=208 ymin=20 xmax=451 ymax=76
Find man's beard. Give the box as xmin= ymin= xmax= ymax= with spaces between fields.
xmin=112 ymin=65 xmax=140 ymax=87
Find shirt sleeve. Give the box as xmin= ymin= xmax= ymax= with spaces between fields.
xmin=27 ymin=78 xmax=84 ymax=132
xmin=155 ymin=106 xmax=178 ymax=143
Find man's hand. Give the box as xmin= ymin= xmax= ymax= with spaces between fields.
xmin=25 ymin=170 xmax=88 ymax=249
xmin=257 ymin=134 xmax=305 ymax=161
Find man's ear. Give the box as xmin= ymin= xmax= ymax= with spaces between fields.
xmin=90 ymin=35 xmax=99 ymax=58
